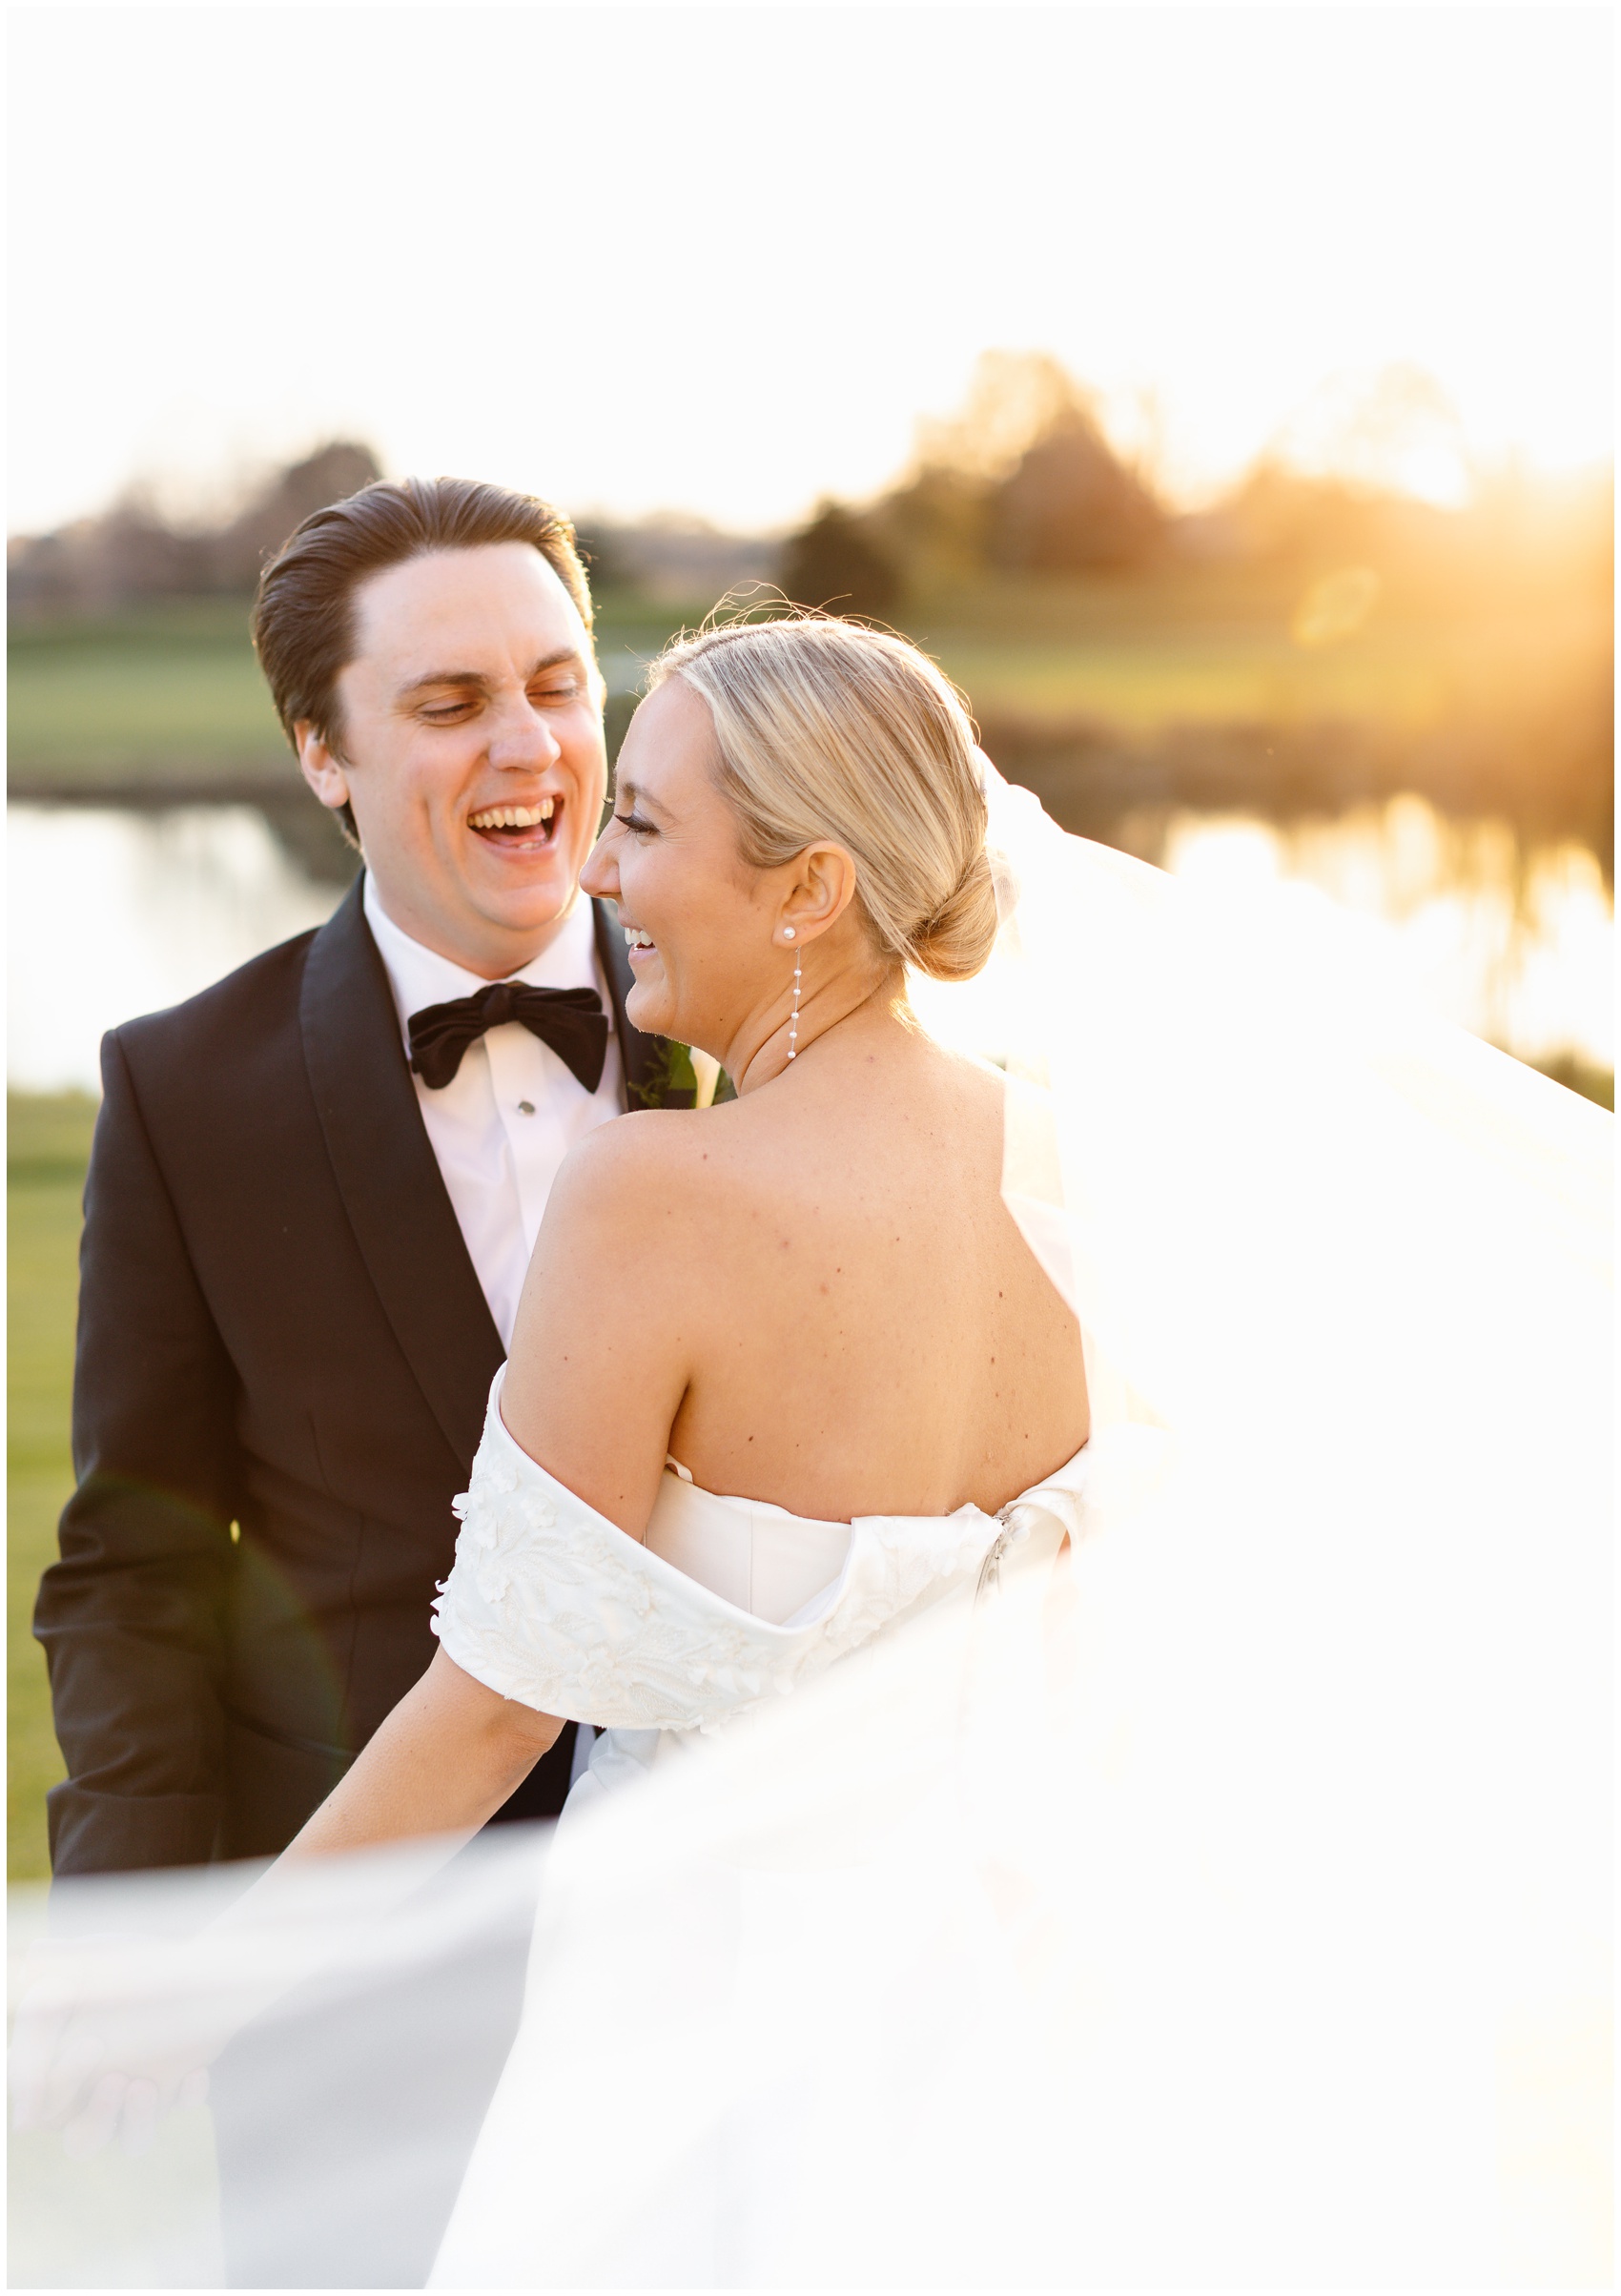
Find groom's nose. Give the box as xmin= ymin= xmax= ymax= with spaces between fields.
xmin=486 ymin=689 xmax=563 ymax=772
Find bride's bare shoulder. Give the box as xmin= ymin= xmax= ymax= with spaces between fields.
xmin=545 ymin=1042 xmax=1005 ymax=1248
xmin=544 ymin=1100 xmax=757 ymax=1236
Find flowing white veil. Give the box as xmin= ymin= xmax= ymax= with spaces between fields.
xmin=10 ymin=770 xmax=1612 ymax=2288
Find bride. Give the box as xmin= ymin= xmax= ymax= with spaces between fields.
xmin=278 ymin=611 xmax=1090 ymax=1861
xmin=12 ymin=612 xmax=1611 ymax=2290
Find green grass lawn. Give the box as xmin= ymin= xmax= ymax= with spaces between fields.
xmin=8 ymin=1092 xmax=97 ymax=1880
xmin=8 ymin=602 xmax=286 ymax=788
xmin=6 ymin=597 xmax=689 ymax=790
xmin=15 ymin=574 xmax=1607 ymax=789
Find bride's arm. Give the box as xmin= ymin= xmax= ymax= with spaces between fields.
xmin=284 ymin=1115 xmax=707 ymax=1858
xmin=270 ymin=1120 xmax=704 ymax=1863
xmin=501 ymin=1113 xmax=708 ymax=1535
xmin=277 ymin=1648 xmax=562 ymax=1861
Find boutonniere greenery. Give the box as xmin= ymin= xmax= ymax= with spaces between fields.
xmin=631 ymin=1041 xmax=730 ymax=1111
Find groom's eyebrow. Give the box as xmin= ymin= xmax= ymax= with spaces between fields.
xmin=396 ymin=647 xmax=587 ymax=698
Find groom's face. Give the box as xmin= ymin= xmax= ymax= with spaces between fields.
xmin=298 ymin=543 xmax=607 ymax=976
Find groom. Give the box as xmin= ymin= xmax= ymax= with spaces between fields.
xmin=36 ymin=476 xmax=685 ymax=1877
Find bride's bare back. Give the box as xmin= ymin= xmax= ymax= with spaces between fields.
xmin=504 ymin=1008 xmax=1087 ymax=1537
xmin=671 ymin=1029 xmax=1085 ymax=1517
xmin=501 ymin=618 xmax=1086 ymax=1538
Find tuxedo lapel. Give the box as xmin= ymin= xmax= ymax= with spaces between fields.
xmin=593 ymin=897 xmax=667 ymax=1108
xmin=299 ymin=877 xmax=503 ymax=1470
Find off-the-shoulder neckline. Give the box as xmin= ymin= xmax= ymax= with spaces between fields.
xmin=488 ymin=1367 xmax=1088 ymax=1532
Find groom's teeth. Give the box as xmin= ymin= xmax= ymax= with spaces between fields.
xmin=624 ymin=928 xmax=654 ymax=948
xmin=468 ymin=800 xmax=555 ymax=830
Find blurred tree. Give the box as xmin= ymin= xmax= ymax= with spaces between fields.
xmin=779 ymin=500 xmax=900 ymax=620
xmin=9 ymin=441 xmax=383 ymax=617
xmin=857 ymin=352 xmax=1168 ymax=589
xmin=1216 ymin=463 xmax=1391 ymax=570
xmin=988 ymin=404 xmax=1164 ymax=572
xmin=871 ymin=464 xmax=990 ymax=590
xmin=212 ymin=441 xmax=382 ymax=588
xmin=913 ymin=350 xmax=1083 ymax=482
xmin=572 ymin=523 xmax=631 ymax=596
xmin=7 ymin=504 xmax=212 ymax=616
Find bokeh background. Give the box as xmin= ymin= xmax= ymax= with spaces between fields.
xmin=8 ymin=6 xmax=1613 ymax=1876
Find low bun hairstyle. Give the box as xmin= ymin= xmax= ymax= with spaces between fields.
xmin=647 ymin=613 xmax=999 ymax=983
xmin=908 ymin=841 xmax=999 ymax=983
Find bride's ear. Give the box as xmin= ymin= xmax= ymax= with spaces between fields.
xmin=779 ymin=843 xmax=859 ymax=943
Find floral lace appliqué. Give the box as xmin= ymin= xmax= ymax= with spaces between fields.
xmin=432 ymin=1374 xmax=1086 ymax=1737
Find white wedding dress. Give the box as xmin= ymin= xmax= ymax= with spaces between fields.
xmin=430 ymin=1365 xmax=1086 ymax=1793
xmin=9 ymin=768 xmax=1610 ymax=2290
xmin=426 ymin=1371 xmax=1087 ymax=2287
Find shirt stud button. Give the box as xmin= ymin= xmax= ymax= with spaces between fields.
xmin=518 ymin=1099 xmax=536 ymax=1116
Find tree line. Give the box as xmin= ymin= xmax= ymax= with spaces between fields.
xmin=9 ymin=352 xmax=1610 ymax=630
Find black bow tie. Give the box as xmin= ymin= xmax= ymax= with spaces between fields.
xmin=407 ymin=981 xmax=608 ymax=1094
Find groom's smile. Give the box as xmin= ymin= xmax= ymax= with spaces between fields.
xmin=296 ymin=540 xmax=609 ymax=980
xmin=466 ymin=794 xmax=561 ymax=852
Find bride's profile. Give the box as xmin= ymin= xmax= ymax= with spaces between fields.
xmin=10 ymin=611 xmax=1611 ymax=2290
xmin=249 ymin=612 xmax=1092 ymax=1863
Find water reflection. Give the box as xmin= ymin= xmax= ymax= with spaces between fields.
xmin=1157 ymin=797 xmax=1613 ymax=1070
xmin=8 ymin=807 xmax=342 ymax=1093
xmin=6 ymin=797 xmax=1612 ymax=1096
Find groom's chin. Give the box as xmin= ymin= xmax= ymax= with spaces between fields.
xmin=472 ymin=859 xmax=580 ymax=939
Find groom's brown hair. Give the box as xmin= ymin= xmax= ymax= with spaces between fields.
xmin=252 ymin=477 xmax=594 ymax=832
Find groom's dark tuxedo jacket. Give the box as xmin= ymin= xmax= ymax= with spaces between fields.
xmin=36 ymin=877 xmax=678 ymax=1876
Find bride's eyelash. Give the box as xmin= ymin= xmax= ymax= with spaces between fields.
xmin=615 ymin=811 xmax=657 ymax=838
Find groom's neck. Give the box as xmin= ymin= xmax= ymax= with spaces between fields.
xmin=365 ymin=871 xmax=578 ymax=982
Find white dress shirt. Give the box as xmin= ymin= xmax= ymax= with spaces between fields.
xmin=363 ymin=874 xmax=625 ymax=1348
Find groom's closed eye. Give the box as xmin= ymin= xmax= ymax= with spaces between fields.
xmin=525 ymin=666 xmax=590 ymax=709
xmin=400 ymin=648 xmax=591 ymax=723
xmin=416 ymin=684 xmax=586 ymax=725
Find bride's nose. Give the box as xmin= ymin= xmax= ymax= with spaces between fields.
xmin=580 ymin=827 xmax=618 ymax=900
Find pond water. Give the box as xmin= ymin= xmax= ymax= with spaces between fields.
xmin=1158 ymin=798 xmax=1613 ymax=1071
xmin=7 ymin=797 xmax=1612 ymax=1095
xmin=9 ymin=806 xmax=338 ymax=1093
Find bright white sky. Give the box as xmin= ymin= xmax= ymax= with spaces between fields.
xmin=7 ymin=5 xmax=1612 ymax=536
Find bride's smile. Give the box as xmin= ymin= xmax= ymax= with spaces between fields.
xmin=583 ymin=673 xmax=890 ymax=1092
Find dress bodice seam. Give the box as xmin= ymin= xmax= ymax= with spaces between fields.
xmin=434 ymin=1368 xmax=1096 ymax=1735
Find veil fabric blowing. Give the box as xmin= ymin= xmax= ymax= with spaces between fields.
xmin=10 ymin=769 xmax=1611 ymax=2289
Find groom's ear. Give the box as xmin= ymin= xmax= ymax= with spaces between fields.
xmin=296 ymin=720 xmax=353 ymax=816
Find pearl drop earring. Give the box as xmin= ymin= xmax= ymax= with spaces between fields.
xmin=786 ymin=933 xmax=801 ymax=1059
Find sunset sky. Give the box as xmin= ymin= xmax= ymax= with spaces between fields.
xmin=8 ymin=6 xmax=1611 ymax=535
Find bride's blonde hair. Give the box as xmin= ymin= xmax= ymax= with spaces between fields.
xmin=646 ymin=612 xmax=998 ymax=982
